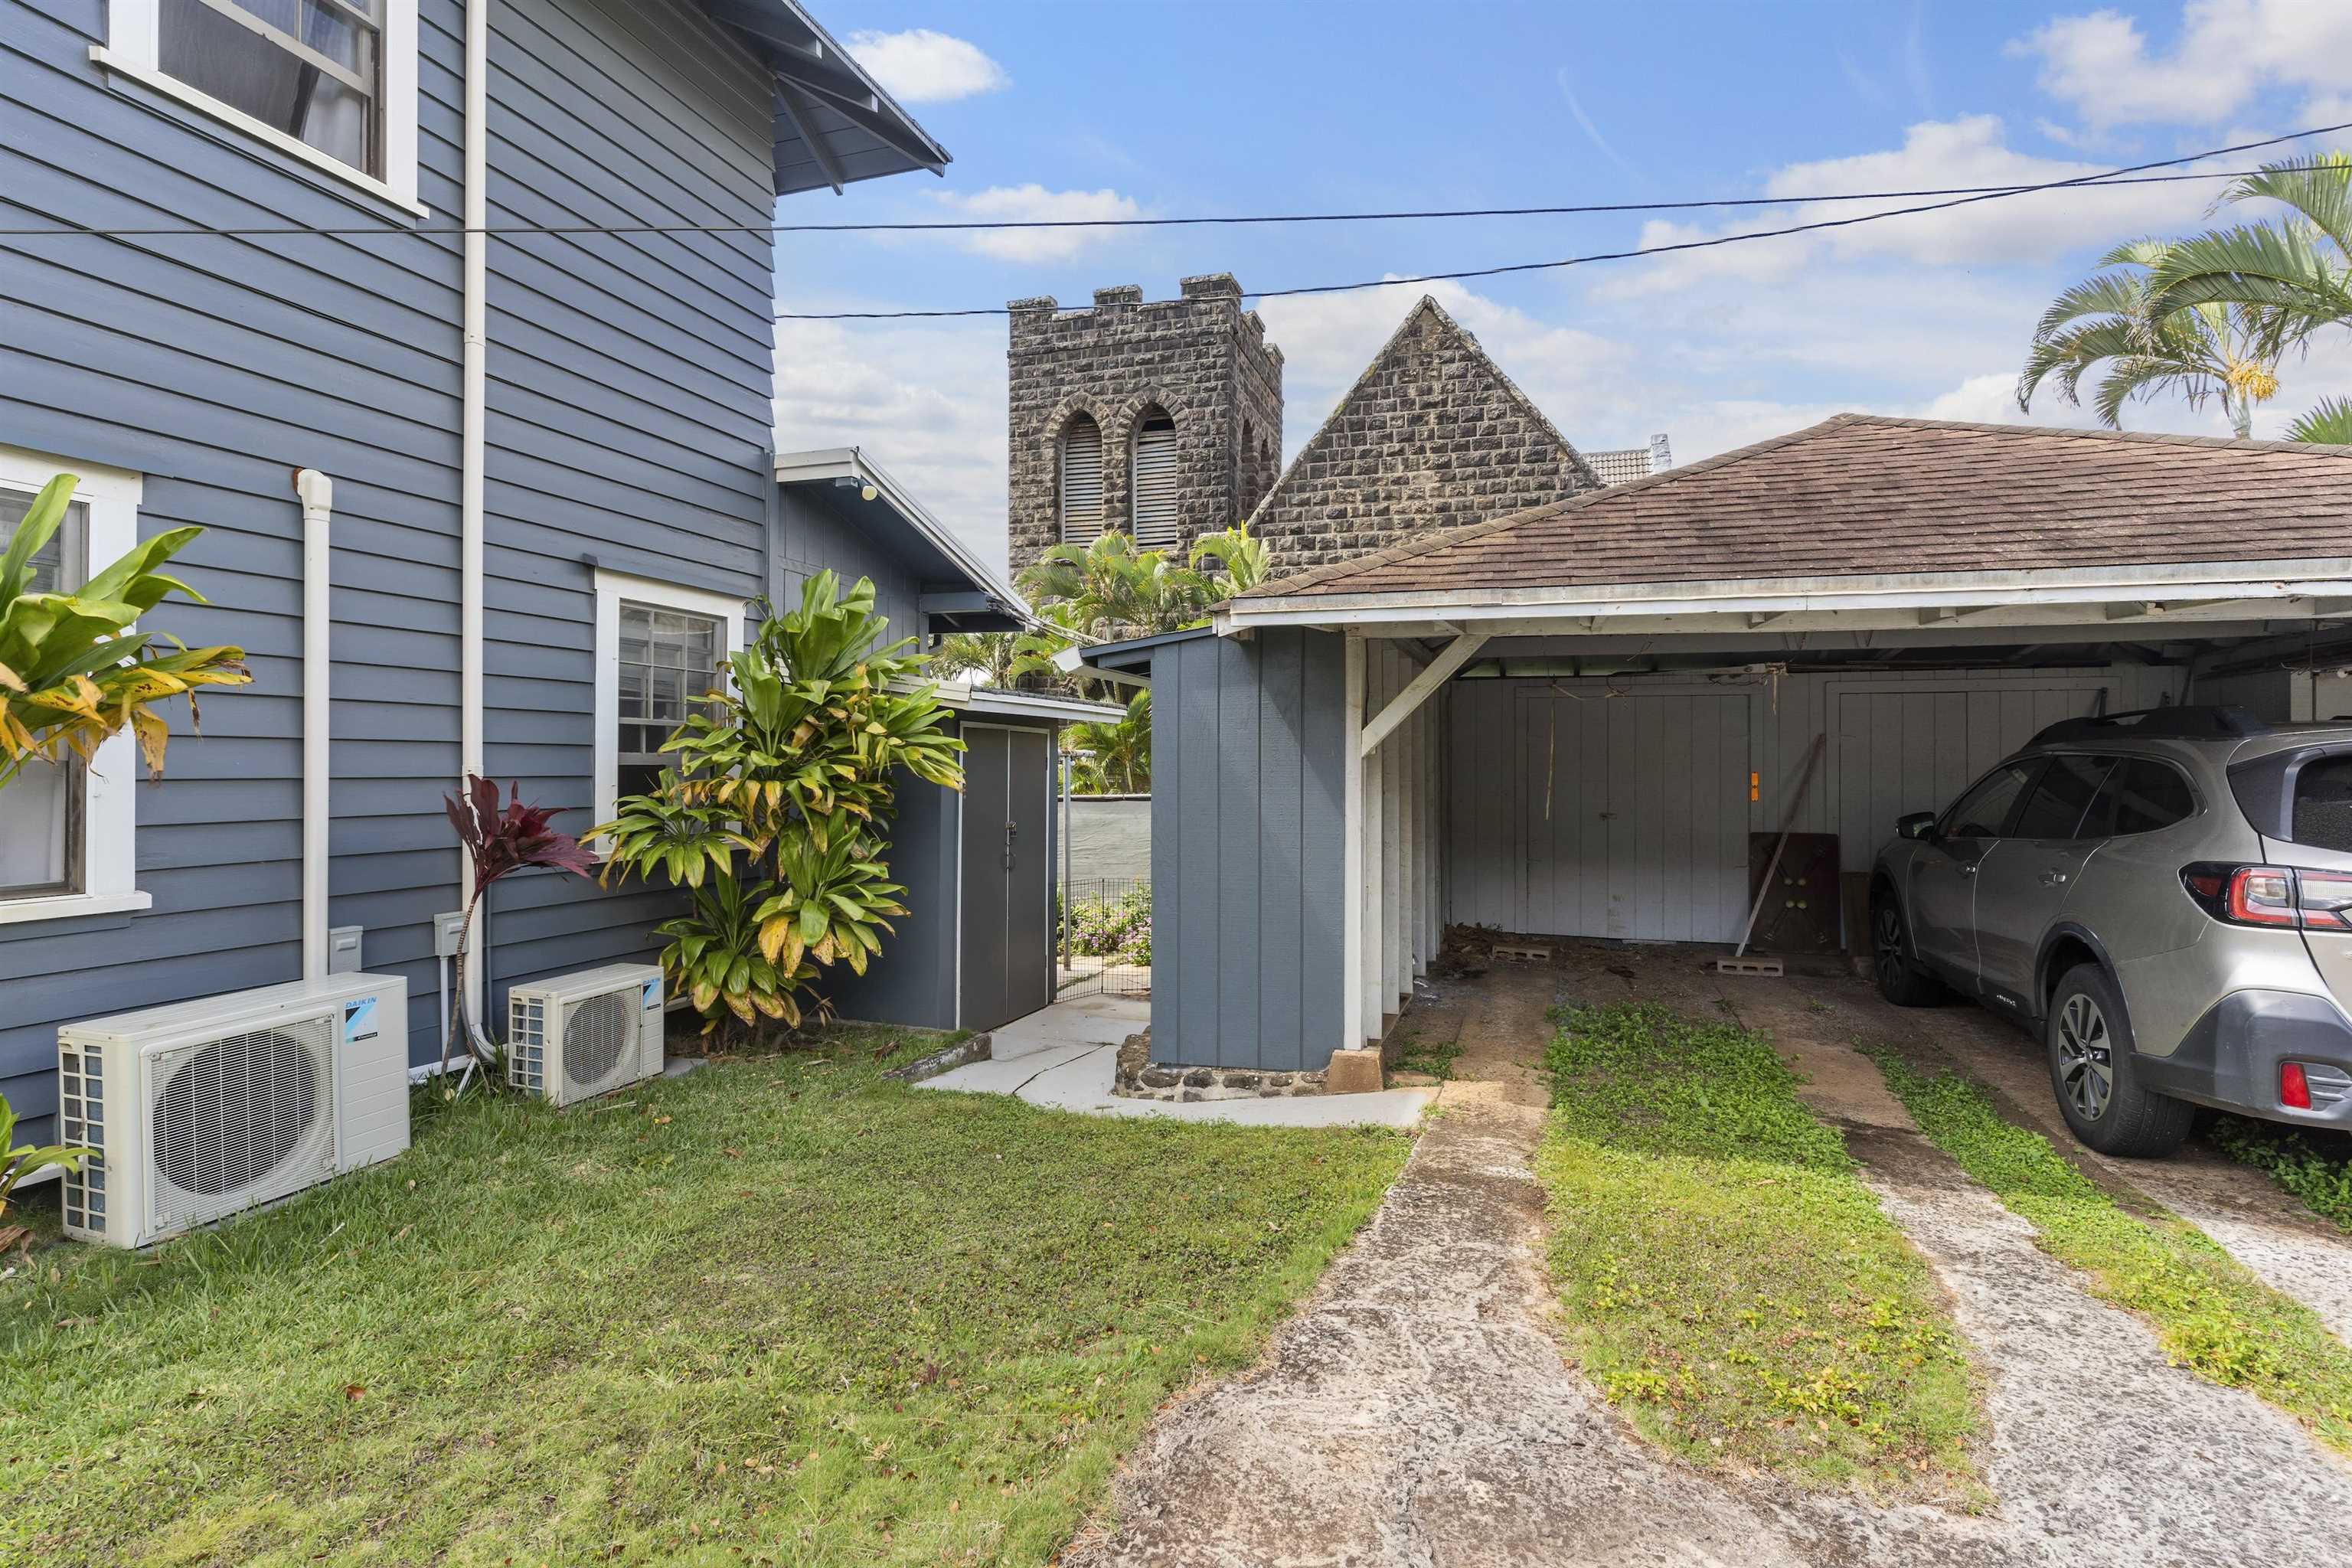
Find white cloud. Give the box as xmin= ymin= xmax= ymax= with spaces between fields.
xmin=928 ymin=184 xmax=1144 ymax=262
xmin=844 ymin=28 xmax=1008 ymax=104
xmin=2012 ymin=1 xmax=2352 ymax=132
xmin=772 ymin=314 xmax=1009 ymax=577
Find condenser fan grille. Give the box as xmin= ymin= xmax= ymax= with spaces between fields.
xmin=152 ymin=1022 xmax=327 ymax=1198
xmin=561 ymin=991 xmax=634 ymax=1089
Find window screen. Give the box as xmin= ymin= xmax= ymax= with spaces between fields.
xmin=161 ymin=0 xmax=384 ymax=175
xmin=1 ymin=485 xmax=86 ymax=895
xmin=616 ymin=603 xmax=723 ymax=799
xmin=2008 ymin=754 xmax=2115 ymax=840
xmin=2291 ymin=756 xmax=2352 ymax=851
xmin=2081 ymin=759 xmax=2196 ymax=838
xmin=1942 ymin=761 xmax=2039 ymax=838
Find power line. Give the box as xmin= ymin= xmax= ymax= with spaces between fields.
xmin=0 ymin=165 xmax=2298 ymax=240
xmin=774 ymin=122 xmax=2352 ymax=320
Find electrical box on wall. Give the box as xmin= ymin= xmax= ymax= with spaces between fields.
xmin=327 ymin=925 xmax=364 ymax=975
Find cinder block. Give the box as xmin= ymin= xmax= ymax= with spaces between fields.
xmin=1324 ymin=1048 xmax=1385 ymax=1095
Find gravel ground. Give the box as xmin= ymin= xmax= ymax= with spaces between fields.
xmin=1074 ymin=945 xmax=2352 ymax=1567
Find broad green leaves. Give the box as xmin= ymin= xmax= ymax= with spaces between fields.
xmin=593 ymin=571 xmax=961 ymax=1035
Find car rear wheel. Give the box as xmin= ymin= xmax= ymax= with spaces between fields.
xmin=2047 ymin=965 xmax=2193 ymax=1158
xmin=1871 ymin=893 xmax=1943 ymax=1007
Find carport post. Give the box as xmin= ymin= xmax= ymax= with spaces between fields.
xmin=1341 ymin=633 xmax=1365 ymax=1057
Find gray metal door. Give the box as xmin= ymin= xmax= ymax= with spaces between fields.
xmin=959 ymin=726 xmax=1053 ymax=1030
xmin=1516 ymin=691 xmax=1753 ymax=942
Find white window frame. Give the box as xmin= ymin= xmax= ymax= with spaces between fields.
xmin=91 ymin=0 xmax=425 ymax=217
xmin=0 ymin=446 xmax=150 ymax=926
xmin=591 ymin=569 xmax=746 ymax=839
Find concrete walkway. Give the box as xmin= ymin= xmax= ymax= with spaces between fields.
xmin=915 ymin=995 xmax=1435 ymax=1129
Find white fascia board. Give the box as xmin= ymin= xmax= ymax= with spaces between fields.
xmin=773 ymin=446 xmax=1032 ymax=622
xmin=928 ymin=681 xmax=1124 ymax=723
xmin=1227 ymin=559 xmax=2352 ymax=635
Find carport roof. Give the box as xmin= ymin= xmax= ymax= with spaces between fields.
xmin=1243 ymin=414 xmax=2352 ymax=603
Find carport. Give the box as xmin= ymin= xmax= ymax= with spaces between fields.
xmin=1076 ymin=414 xmax=2352 ymax=1077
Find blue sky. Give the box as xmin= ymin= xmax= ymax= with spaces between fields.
xmin=771 ymin=1 xmax=2352 ymax=573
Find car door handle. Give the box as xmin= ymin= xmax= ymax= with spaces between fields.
xmin=2039 ymin=870 xmax=2069 ymax=886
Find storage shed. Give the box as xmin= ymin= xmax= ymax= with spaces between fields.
xmin=1076 ymin=415 xmax=2352 ymax=1076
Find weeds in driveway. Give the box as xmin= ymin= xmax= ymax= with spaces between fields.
xmin=0 ymin=1029 xmax=1408 ymax=1567
xmin=1872 ymin=1050 xmax=2352 ymax=1455
xmin=2211 ymin=1116 xmax=2352 ymax=1233
xmin=1393 ymin=1034 xmax=1465 ymax=1081
xmin=1536 ymin=1003 xmax=1983 ymax=1499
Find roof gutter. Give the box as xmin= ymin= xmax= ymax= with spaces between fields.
xmin=1223 ymin=556 xmax=2352 ymax=634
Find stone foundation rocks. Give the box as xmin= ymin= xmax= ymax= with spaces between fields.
xmin=1112 ymin=1029 xmax=1329 ymax=1102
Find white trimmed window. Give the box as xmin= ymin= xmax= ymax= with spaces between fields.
xmin=591 ymin=570 xmax=746 ymax=833
xmin=0 ymin=448 xmax=149 ymax=926
xmin=93 ymin=0 xmax=423 ymax=214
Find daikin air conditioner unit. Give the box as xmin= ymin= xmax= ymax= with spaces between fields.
xmin=506 ymin=964 xmax=664 ymax=1107
xmin=56 ymin=974 xmax=411 ymax=1249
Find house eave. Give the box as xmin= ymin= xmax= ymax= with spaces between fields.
xmin=1220 ymin=556 xmax=2352 ymax=639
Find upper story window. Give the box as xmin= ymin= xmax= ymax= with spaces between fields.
xmin=1130 ymin=407 xmax=1179 ymax=550
xmin=1058 ymin=413 xmax=1105 ymax=546
xmin=163 ymin=0 xmax=384 ymax=175
xmin=93 ymin=0 xmax=423 ymax=213
xmin=0 ymin=449 xmax=150 ymax=924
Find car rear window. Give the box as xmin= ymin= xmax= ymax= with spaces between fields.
xmin=2080 ymin=758 xmax=2196 ymax=837
xmin=2292 ymin=756 xmax=2352 ymax=851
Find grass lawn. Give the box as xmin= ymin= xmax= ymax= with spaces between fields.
xmin=1871 ymin=1050 xmax=2352 ymax=1455
xmin=1534 ymin=1003 xmax=1984 ymax=1499
xmin=1 ymin=1027 xmax=1409 ymax=1567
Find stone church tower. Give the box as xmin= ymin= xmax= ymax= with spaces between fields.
xmin=1004 ymin=274 xmax=1284 ymax=580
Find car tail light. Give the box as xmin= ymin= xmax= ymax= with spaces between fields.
xmin=2180 ymin=864 xmax=2352 ymax=929
xmin=2282 ymin=1062 xmax=2313 ymax=1111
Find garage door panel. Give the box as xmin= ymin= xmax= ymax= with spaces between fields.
xmin=1516 ymin=691 xmax=1752 ymax=943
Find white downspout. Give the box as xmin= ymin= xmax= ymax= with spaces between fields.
xmin=296 ymin=468 xmax=333 ymax=982
xmin=459 ymin=0 xmax=488 ymax=1012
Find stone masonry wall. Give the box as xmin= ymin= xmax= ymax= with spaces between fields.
xmin=1006 ymin=275 xmax=1284 ymax=581
xmin=1246 ymin=297 xmax=1601 ymax=573
xmin=1112 ymin=1030 xmax=1329 ymax=1102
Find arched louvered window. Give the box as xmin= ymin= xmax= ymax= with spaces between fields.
xmin=1058 ymin=413 xmax=1104 ymax=544
xmin=1130 ymin=408 xmax=1179 ymax=549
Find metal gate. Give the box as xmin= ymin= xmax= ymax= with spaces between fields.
xmin=1056 ymin=876 xmax=1152 ymax=999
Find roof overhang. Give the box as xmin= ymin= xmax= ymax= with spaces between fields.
xmin=931 ymin=682 xmax=1124 ymax=724
xmin=1058 ymin=625 xmax=1214 ymax=688
xmin=1221 ymin=556 xmax=2352 ymax=642
xmin=774 ymin=446 xmax=1032 ymax=633
xmin=701 ymin=0 xmax=951 ymax=195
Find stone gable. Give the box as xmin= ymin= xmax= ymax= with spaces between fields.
xmin=1246 ymin=297 xmax=1600 ymax=572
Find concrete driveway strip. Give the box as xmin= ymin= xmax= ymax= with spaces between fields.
xmin=1067 ymin=1099 xmax=1811 ymax=1568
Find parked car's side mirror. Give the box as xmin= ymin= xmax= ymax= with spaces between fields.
xmin=1896 ymin=812 xmax=1939 ymax=841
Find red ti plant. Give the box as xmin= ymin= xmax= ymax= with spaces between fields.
xmin=440 ymin=773 xmax=596 ymax=1076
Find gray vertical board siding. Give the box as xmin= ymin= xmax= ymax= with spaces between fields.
xmin=0 ymin=0 xmax=472 ymax=1138
xmin=773 ymin=486 xmax=923 ymax=636
xmin=823 ymin=767 xmax=960 ymax=1031
xmin=1146 ymin=628 xmax=1346 ymax=1073
xmin=1448 ymin=665 xmax=2187 ymax=949
xmin=0 ymin=0 xmax=786 ymax=1141
xmin=476 ymin=0 xmax=776 ymax=1014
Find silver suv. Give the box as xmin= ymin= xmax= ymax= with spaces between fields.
xmin=1870 ymin=706 xmax=2352 ymax=1158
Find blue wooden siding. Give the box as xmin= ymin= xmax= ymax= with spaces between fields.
xmin=0 ymin=0 xmax=782 ymax=1141
xmin=773 ymin=486 xmax=923 ymax=635
xmin=1149 ymin=628 xmax=1347 ymax=1073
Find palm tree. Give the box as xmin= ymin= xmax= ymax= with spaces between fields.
xmin=1016 ymin=530 xmax=1211 ymax=639
xmin=2145 ymin=153 xmax=2351 ymax=441
xmin=2285 ymin=397 xmax=2352 ymax=444
xmin=2019 ymin=239 xmax=2282 ymax=437
xmin=1063 ymin=688 xmax=1150 ymax=794
xmin=1190 ymin=521 xmax=1272 ymax=599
